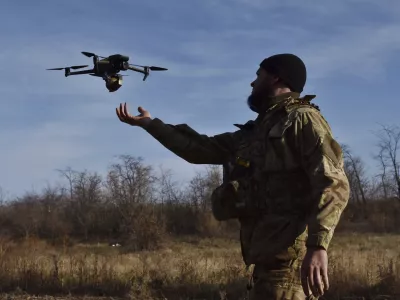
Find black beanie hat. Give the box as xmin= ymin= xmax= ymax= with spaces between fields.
xmin=260 ymin=53 xmax=307 ymax=93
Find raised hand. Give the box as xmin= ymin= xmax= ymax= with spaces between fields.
xmin=116 ymin=102 xmax=152 ymax=128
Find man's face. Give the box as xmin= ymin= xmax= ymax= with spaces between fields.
xmin=247 ymin=68 xmax=278 ymax=113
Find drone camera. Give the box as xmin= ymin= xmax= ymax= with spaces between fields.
xmin=105 ymin=74 xmax=123 ymax=92
xmin=109 ymin=60 xmax=128 ymax=71
xmin=109 ymin=56 xmax=130 ymax=71
xmin=120 ymin=61 xmax=129 ymax=71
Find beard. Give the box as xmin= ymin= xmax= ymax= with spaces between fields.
xmin=247 ymin=85 xmax=273 ymax=113
xmin=247 ymin=93 xmax=262 ymax=113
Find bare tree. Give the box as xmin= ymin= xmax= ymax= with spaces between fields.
xmin=11 ymin=192 xmax=42 ymax=238
xmin=202 ymin=165 xmax=223 ymax=210
xmin=343 ymin=158 xmax=359 ymax=205
xmin=156 ymin=166 xmax=183 ymax=205
xmin=342 ymin=144 xmax=369 ymax=218
xmin=39 ymin=184 xmax=70 ymax=239
xmin=372 ymin=148 xmax=394 ymax=200
xmin=364 ymin=176 xmax=379 ymax=200
xmin=57 ymin=167 xmax=75 ymax=199
xmin=58 ymin=168 xmax=103 ymax=240
xmin=186 ymin=165 xmax=222 ymax=211
xmin=106 ymin=155 xmax=155 ymax=206
xmin=187 ymin=171 xmax=208 ymax=209
xmin=374 ymin=124 xmax=400 ymax=201
xmin=104 ymin=155 xmax=157 ymax=235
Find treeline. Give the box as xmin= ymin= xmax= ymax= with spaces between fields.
xmin=341 ymin=124 xmax=400 ymax=229
xmin=0 ymin=155 xmax=236 ymax=250
xmin=0 ymin=124 xmax=399 ymax=250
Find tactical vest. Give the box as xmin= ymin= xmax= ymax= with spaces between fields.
xmin=211 ymin=95 xmax=319 ymax=221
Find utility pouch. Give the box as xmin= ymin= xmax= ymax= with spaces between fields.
xmin=211 ymin=157 xmax=252 ymax=221
xmin=211 ymin=180 xmax=241 ymax=221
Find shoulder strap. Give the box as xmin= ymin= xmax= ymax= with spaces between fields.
xmin=264 ymin=105 xmax=289 ymax=134
xmin=287 ymin=94 xmax=320 ymax=112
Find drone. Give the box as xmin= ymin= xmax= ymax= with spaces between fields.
xmin=46 ymin=51 xmax=168 ymax=92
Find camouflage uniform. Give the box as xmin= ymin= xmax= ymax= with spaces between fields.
xmin=144 ymin=92 xmax=350 ymax=299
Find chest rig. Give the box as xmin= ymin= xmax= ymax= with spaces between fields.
xmin=211 ymin=95 xmax=318 ymax=221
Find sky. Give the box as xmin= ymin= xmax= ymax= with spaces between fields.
xmin=0 ymin=0 xmax=400 ymax=199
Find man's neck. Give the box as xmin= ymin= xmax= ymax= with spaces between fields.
xmin=264 ymin=91 xmax=300 ymax=110
xmin=271 ymin=87 xmax=292 ymax=96
xmin=255 ymin=91 xmax=300 ymax=122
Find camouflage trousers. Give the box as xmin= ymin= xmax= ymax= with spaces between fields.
xmin=247 ymin=259 xmax=317 ymax=300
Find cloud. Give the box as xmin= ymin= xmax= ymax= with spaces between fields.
xmin=298 ymin=24 xmax=400 ymax=81
xmin=176 ymin=0 xmax=400 ymax=84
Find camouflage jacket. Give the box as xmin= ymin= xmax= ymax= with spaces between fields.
xmin=144 ymin=92 xmax=350 ymax=265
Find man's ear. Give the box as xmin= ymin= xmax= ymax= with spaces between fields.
xmin=275 ymin=77 xmax=291 ymax=89
xmin=270 ymin=75 xmax=281 ymax=85
xmin=264 ymin=70 xmax=280 ymax=83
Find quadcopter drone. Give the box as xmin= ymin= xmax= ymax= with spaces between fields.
xmin=46 ymin=51 xmax=168 ymax=92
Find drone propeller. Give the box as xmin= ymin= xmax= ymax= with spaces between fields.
xmin=129 ymin=64 xmax=168 ymax=71
xmin=81 ymin=52 xmax=95 ymax=57
xmin=81 ymin=51 xmax=106 ymax=59
xmin=46 ymin=65 xmax=88 ymax=70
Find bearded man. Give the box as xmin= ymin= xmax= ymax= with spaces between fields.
xmin=116 ymin=53 xmax=350 ymax=299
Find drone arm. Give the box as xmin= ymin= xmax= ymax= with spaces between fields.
xmin=127 ymin=66 xmax=146 ymax=75
xmin=127 ymin=66 xmax=150 ymax=81
xmin=68 ymin=69 xmax=96 ymax=76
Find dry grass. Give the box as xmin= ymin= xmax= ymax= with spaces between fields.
xmin=0 ymin=233 xmax=398 ymax=300
xmin=327 ymin=233 xmax=400 ymax=299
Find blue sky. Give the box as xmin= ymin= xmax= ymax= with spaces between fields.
xmin=1 ymin=0 xmax=399 ymax=198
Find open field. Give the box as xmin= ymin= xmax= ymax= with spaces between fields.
xmin=0 ymin=233 xmax=398 ymax=300
xmin=0 ymin=157 xmax=398 ymax=299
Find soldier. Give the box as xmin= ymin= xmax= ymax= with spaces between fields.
xmin=116 ymin=53 xmax=350 ymax=299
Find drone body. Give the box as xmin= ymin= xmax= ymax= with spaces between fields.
xmin=47 ymin=52 xmax=168 ymax=92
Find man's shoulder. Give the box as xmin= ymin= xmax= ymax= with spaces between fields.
xmin=285 ymin=95 xmax=331 ymax=125
xmin=285 ymin=95 xmax=321 ymax=114
xmin=267 ymin=95 xmax=332 ymax=138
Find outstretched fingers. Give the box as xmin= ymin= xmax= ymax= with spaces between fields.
xmin=116 ymin=107 xmax=122 ymax=121
xmin=116 ymin=105 xmax=124 ymax=122
xmin=116 ymin=103 xmax=129 ymax=123
xmin=123 ymin=102 xmax=131 ymax=117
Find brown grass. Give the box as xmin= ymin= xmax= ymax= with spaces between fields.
xmin=0 ymin=233 xmax=398 ymax=300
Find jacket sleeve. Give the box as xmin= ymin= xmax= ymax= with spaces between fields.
xmin=287 ymin=109 xmax=350 ymax=250
xmin=144 ymin=118 xmax=240 ymax=164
